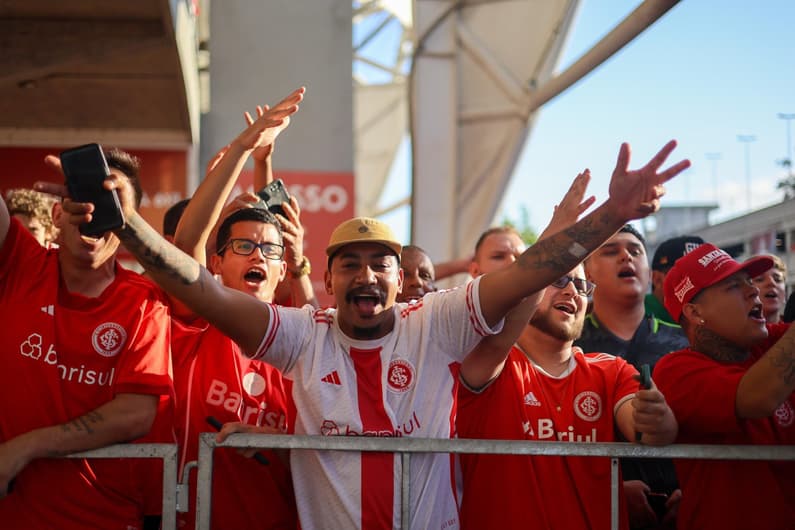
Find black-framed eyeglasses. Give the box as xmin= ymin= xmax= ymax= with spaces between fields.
xmin=551 ymin=275 xmax=595 ymax=296
xmin=218 ymin=238 xmax=284 ymax=260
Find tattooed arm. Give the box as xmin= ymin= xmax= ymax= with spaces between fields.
xmin=735 ymin=323 xmax=795 ymax=418
xmin=0 ymin=393 xmax=157 ymax=496
xmin=460 ymin=170 xmax=595 ymax=389
xmin=477 ymin=141 xmax=690 ymax=327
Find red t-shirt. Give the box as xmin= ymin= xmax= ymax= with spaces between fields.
xmin=457 ymin=346 xmax=638 ymax=530
xmin=0 ymin=218 xmax=174 ymax=530
xmin=653 ymin=323 xmax=795 ymax=530
xmin=171 ymin=317 xmax=297 ymax=529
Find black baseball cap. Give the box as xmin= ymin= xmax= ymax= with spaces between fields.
xmin=652 ymin=235 xmax=705 ymax=272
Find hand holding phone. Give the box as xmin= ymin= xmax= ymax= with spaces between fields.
xmin=255 ymin=179 xmax=291 ymax=217
xmin=646 ymin=491 xmax=668 ymax=521
xmin=60 ymin=144 xmax=125 ymax=236
xmin=635 ymin=364 xmax=652 ymax=442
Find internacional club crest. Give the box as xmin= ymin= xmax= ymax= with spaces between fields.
xmin=387 ymin=358 xmax=415 ymax=394
xmin=573 ymin=391 xmax=602 ymax=422
xmin=92 ymin=322 xmax=127 ymax=358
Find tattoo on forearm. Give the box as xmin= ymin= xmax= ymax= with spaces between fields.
xmin=769 ymin=339 xmax=795 ymax=385
xmin=118 ymin=216 xmax=202 ymax=287
xmin=516 ymin=209 xmax=620 ymax=274
xmin=61 ymin=411 xmax=103 ymax=436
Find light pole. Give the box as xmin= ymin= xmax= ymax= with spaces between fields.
xmin=737 ymin=135 xmax=757 ymax=211
xmin=778 ymin=113 xmax=795 ymax=178
xmin=705 ymin=152 xmax=722 ymax=203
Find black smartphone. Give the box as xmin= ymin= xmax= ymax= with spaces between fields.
xmin=635 ymin=364 xmax=653 ymax=442
xmin=60 ymin=144 xmax=125 ymax=236
xmin=255 ymin=179 xmax=291 ymax=217
xmin=646 ymin=492 xmax=668 ymax=521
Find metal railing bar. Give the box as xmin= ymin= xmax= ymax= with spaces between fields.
xmin=67 ymin=443 xmax=178 ymax=530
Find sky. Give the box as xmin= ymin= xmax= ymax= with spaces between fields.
xmin=367 ymin=0 xmax=795 ymax=243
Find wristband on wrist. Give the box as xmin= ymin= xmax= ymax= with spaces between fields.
xmin=289 ymin=256 xmax=311 ymax=278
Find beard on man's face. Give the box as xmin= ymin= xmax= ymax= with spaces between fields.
xmin=529 ymin=307 xmax=584 ymax=342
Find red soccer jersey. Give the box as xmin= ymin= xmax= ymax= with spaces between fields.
xmin=653 ymin=323 xmax=795 ymax=530
xmin=457 ymin=346 xmax=638 ymax=530
xmin=171 ymin=317 xmax=297 ymax=530
xmin=0 ymin=218 xmax=174 ymax=530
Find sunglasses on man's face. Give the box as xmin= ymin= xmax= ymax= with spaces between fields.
xmin=551 ymin=275 xmax=595 ymax=296
xmin=218 ymin=238 xmax=284 ymax=260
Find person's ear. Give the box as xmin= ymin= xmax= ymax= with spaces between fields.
xmin=324 ymin=269 xmax=333 ymax=296
xmin=682 ymin=302 xmax=702 ymax=325
xmin=468 ymin=260 xmax=480 ymax=278
xmin=209 ymin=253 xmax=222 ymax=275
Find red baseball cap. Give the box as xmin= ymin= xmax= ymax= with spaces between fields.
xmin=663 ymin=243 xmax=774 ymax=322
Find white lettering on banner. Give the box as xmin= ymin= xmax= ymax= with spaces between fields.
xmin=19 ymin=333 xmax=114 ymax=387
xmin=205 ymin=379 xmax=287 ymax=431
xmin=288 ymin=184 xmax=348 ymax=213
xmin=534 ymin=418 xmax=599 ymax=442
xmin=140 ymin=191 xmax=183 ymax=209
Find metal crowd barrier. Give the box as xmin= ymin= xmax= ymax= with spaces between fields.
xmin=195 ymin=433 xmax=795 ymax=530
xmin=68 ymin=443 xmax=179 ymax=530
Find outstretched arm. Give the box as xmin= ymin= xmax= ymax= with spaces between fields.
xmin=477 ymin=140 xmax=690 ymax=327
xmin=460 ymin=170 xmax=595 ymax=389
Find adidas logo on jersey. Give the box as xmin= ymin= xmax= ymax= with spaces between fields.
xmin=321 ymin=370 xmax=341 ymax=385
xmin=523 ymin=391 xmax=541 ymax=406
xmin=40 ymin=305 xmax=54 ymax=316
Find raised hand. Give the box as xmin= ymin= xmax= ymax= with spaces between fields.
xmin=36 ymin=155 xmax=139 ymax=224
xmin=235 ymin=87 xmax=305 ymax=152
xmin=244 ymin=105 xmax=275 ymax=162
xmin=607 ymin=140 xmax=690 ymax=221
xmin=275 ymin=196 xmax=306 ymax=272
xmin=540 ymin=169 xmax=596 ymax=239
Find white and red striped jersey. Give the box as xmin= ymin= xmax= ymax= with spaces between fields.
xmin=253 ymin=277 xmax=500 ymax=530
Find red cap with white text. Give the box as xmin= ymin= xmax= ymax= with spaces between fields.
xmin=663 ymin=243 xmax=773 ymax=321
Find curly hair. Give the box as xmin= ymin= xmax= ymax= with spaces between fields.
xmin=5 ymin=188 xmax=57 ymax=238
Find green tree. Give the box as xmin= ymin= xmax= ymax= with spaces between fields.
xmin=501 ymin=204 xmax=538 ymax=244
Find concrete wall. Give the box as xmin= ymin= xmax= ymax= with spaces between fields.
xmin=200 ymin=0 xmax=353 ymax=174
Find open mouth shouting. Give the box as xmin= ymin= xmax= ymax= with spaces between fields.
xmin=346 ymin=287 xmax=387 ymax=316
xmin=748 ymin=302 xmax=765 ymax=322
xmin=243 ymin=266 xmax=267 ymax=287
xmin=553 ymin=300 xmax=576 ymax=315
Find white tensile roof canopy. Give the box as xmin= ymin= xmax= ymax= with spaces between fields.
xmin=354 ymin=0 xmax=681 ymax=263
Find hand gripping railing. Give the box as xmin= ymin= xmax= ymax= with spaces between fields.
xmin=68 ymin=443 xmax=179 ymax=530
xmin=195 ymin=434 xmax=795 ymax=530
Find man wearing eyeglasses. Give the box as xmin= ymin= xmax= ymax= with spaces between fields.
xmin=575 ymin=225 xmax=689 ymax=530
xmin=458 ymin=263 xmax=677 ymax=530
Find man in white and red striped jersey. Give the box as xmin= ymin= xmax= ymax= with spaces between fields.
xmin=56 ymin=133 xmax=690 ymax=529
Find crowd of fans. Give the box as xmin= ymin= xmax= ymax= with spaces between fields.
xmin=0 ymin=87 xmax=793 ymax=530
